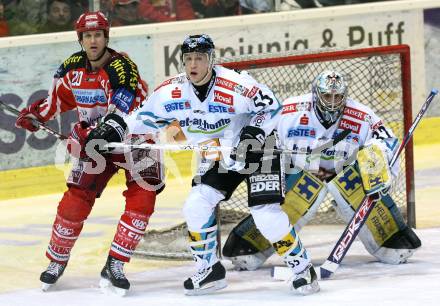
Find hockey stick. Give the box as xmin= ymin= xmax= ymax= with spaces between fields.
xmin=0 ymin=100 xmax=67 ymax=140
xmin=106 ymin=129 xmax=351 ymax=155
xmin=272 ymin=89 xmax=439 ymax=281
xmin=318 ymin=89 xmax=439 ymax=279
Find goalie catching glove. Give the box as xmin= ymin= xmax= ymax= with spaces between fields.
xmin=234 ymin=126 xmax=266 ymax=164
xmin=85 ymin=113 xmax=127 ymax=154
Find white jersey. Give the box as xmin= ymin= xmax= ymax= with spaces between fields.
xmin=126 ymin=65 xmax=281 ymax=152
xmin=277 ymin=93 xmax=398 ymax=174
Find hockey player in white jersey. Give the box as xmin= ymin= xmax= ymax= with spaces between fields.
xmin=222 ymin=70 xmax=421 ymax=271
xmin=87 ymin=34 xmax=320 ymax=295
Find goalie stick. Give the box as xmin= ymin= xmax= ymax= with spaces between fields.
xmin=272 ymin=89 xmax=439 ymax=281
xmin=0 ymin=100 xmax=67 ymax=140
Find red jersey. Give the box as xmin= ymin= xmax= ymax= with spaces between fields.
xmin=35 ymin=48 xmax=148 ymax=126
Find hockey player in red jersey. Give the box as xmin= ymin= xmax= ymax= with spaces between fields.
xmin=14 ymin=11 xmax=162 ymax=295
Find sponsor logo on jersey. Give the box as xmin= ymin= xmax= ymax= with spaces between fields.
xmin=208 ymin=104 xmax=235 ymax=113
xmin=171 ymin=87 xmax=181 ymax=98
xmin=287 ymin=127 xmax=316 ymax=138
xmin=339 ymin=118 xmax=361 ymax=134
xmin=321 ymin=147 xmax=348 ymax=160
xmin=252 ymin=112 xmax=267 ymax=127
xmin=72 ymin=88 xmax=107 ymax=106
xmin=180 ymin=117 xmax=231 ymax=134
xmin=282 ymin=102 xmax=311 ymax=114
xmin=343 ymin=106 xmax=367 ymax=121
xmin=63 ymin=55 xmax=82 ymax=68
xmin=154 ymin=76 xmax=185 ymax=91
xmin=300 ymin=114 xmax=309 ymax=125
xmin=109 ymin=59 xmax=131 ymax=88
xmin=112 ymin=87 xmax=135 ymax=114
xmin=333 ymin=130 xmax=359 ymax=143
xmin=214 ymin=90 xmax=233 ymax=105
xmin=247 ymin=86 xmax=259 ymax=98
xmin=215 ymin=77 xmax=248 ymax=96
xmin=249 ymin=174 xmax=280 ymax=193
xmin=164 ymin=100 xmax=191 ymax=112
xmin=288 ymin=143 xmax=348 ymax=161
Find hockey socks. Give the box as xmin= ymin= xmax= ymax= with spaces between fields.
xmin=273 ymin=227 xmax=320 ymax=295
xmin=184 ymin=223 xmax=227 ymax=295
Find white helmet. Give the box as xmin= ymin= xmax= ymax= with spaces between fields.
xmin=312 ymin=70 xmax=348 ymax=123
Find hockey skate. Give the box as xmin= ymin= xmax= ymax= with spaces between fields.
xmin=291 ymin=264 xmax=320 ymax=295
xmin=183 ymin=261 xmax=227 ymax=296
xmin=99 ymin=255 xmax=130 ymax=296
xmin=40 ymin=261 xmax=67 ymax=291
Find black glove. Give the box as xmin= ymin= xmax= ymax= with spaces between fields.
xmin=234 ymin=126 xmax=265 ymax=164
xmin=85 ymin=113 xmax=127 ymax=154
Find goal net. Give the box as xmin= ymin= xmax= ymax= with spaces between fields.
xmin=135 ymin=45 xmax=413 ymax=259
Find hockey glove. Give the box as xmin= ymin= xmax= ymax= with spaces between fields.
xmin=234 ymin=126 xmax=265 ymax=164
xmin=85 ymin=113 xmax=127 ymax=154
xmin=15 ymin=98 xmax=46 ymax=132
xmin=67 ymin=121 xmax=93 ymax=159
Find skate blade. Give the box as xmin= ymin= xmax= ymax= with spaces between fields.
xmin=184 ymin=279 xmax=227 ymax=296
xmin=99 ymin=277 xmax=128 ymax=297
xmin=292 ymin=280 xmax=320 ymax=296
xmin=41 ymin=282 xmax=53 ymax=292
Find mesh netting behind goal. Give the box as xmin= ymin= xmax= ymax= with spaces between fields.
xmin=135 ymin=45 xmax=413 ymax=260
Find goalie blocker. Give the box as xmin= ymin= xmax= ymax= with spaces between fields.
xmin=223 ymin=162 xmax=421 ymax=271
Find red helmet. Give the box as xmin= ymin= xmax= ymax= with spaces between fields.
xmin=75 ymin=11 xmax=110 ymax=40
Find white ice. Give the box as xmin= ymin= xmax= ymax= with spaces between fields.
xmin=1 ymin=225 xmax=439 ymax=306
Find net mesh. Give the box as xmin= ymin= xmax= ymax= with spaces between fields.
xmin=135 ymin=46 xmax=411 ymax=260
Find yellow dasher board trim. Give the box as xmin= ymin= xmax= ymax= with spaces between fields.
xmin=329 ymin=165 xmax=399 ymax=246
xmin=357 ymin=144 xmax=392 ymax=195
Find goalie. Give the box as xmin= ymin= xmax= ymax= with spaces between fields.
xmin=223 ymin=70 xmax=421 ymax=271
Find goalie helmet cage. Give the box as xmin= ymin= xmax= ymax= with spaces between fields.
xmin=135 ymin=44 xmax=414 ymax=260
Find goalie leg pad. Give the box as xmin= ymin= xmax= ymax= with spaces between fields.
xmin=223 ymin=171 xmax=327 ymax=271
xmin=328 ymin=165 xmax=419 ymax=264
xmin=222 ymin=214 xmax=274 ymax=271
xmin=282 ymin=171 xmax=327 ymax=230
xmin=373 ymin=226 xmax=421 ymax=264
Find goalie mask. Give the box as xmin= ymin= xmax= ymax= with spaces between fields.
xmin=312 ymin=70 xmax=348 ymax=124
xmin=180 ymin=34 xmax=215 ymax=85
